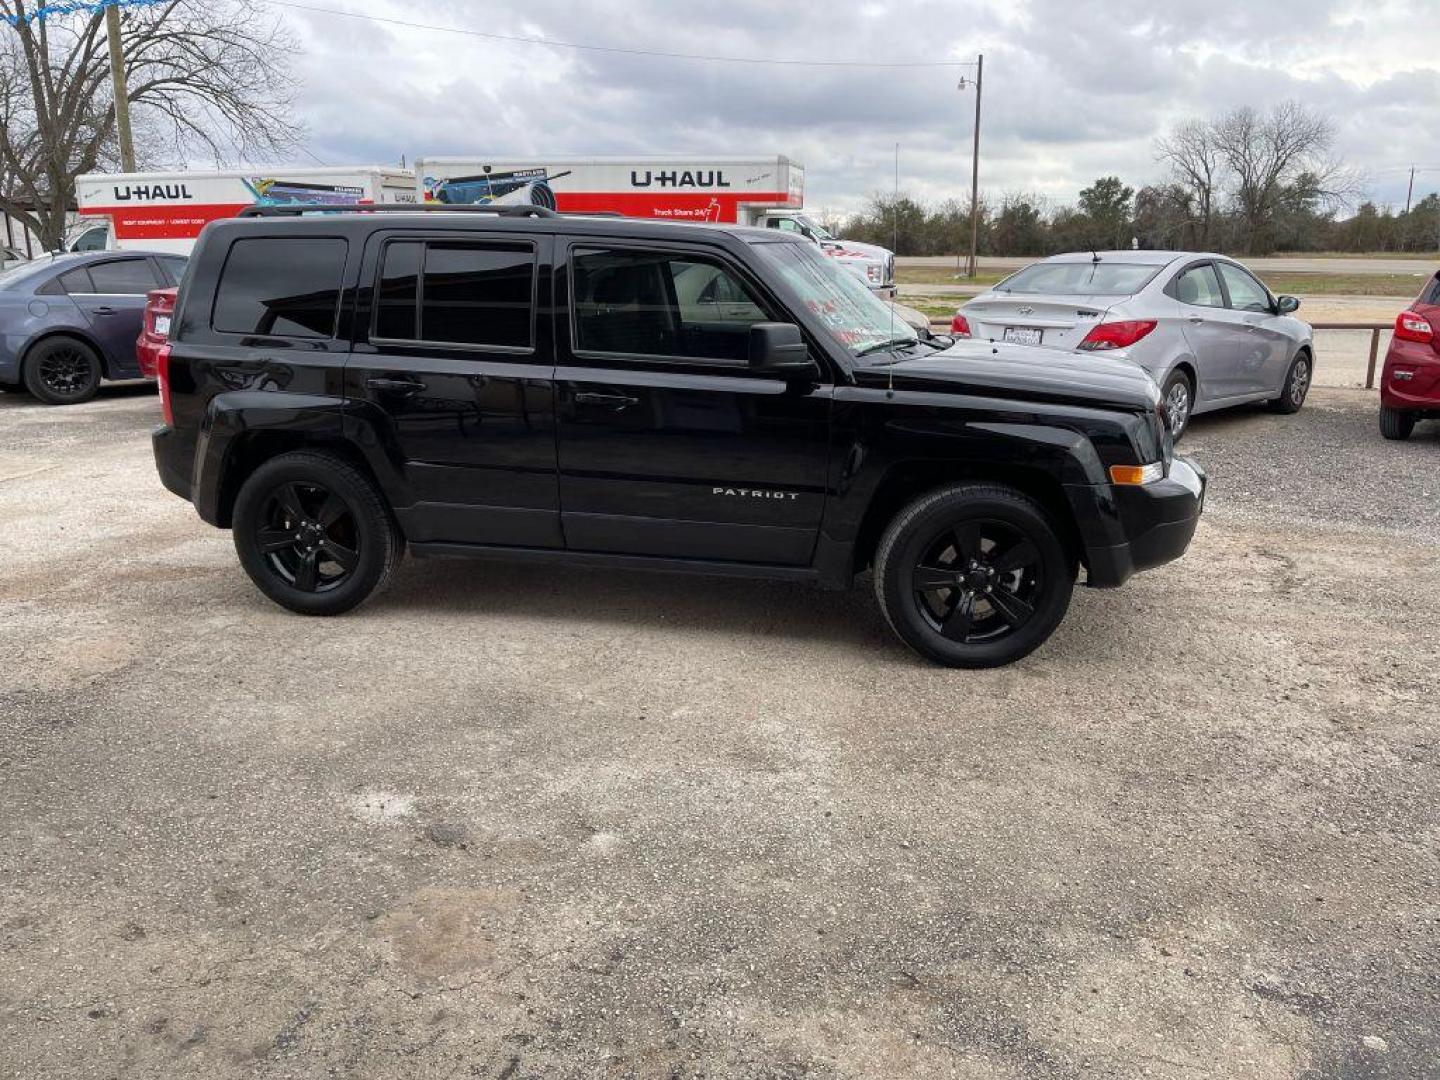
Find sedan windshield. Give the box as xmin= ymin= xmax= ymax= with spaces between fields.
xmin=997 ymin=261 xmax=1160 ymax=297
xmin=751 ymin=240 xmax=916 ymax=355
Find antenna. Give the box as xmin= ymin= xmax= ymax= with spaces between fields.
xmin=888 ymin=142 xmax=899 ymax=399
xmin=1091 ymin=249 xmax=1102 ymax=263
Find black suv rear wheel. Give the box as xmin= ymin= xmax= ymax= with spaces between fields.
xmin=232 ymin=451 xmax=402 ymax=615
xmin=874 ymin=483 xmax=1076 ymax=668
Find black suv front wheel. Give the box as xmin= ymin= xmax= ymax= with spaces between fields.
xmin=232 ymin=451 xmax=402 ymax=615
xmin=874 ymin=483 xmax=1076 ymax=668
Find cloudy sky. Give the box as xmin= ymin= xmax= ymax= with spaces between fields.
xmin=270 ymin=0 xmax=1440 ymax=219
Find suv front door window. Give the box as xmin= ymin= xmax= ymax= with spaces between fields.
xmin=557 ymin=242 xmax=832 ymax=566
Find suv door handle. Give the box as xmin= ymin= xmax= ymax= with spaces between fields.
xmin=365 ymin=376 xmax=427 ymax=394
xmin=574 ymin=391 xmax=639 ymax=410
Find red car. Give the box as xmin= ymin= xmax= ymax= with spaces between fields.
xmin=135 ymin=287 xmax=177 ymax=379
xmin=1380 ymin=271 xmax=1440 ymax=440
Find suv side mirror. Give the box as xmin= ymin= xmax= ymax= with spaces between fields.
xmin=748 ymin=322 xmax=813 ymax=373
xmin=1276 ymin=295 xmax=1300 ymax=315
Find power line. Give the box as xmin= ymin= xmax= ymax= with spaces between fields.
xmin=261 ymin=0 xmax=977 ymax=68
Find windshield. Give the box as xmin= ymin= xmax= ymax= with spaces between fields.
xmin=752 ymin=239 xmax=917 ymax=355
xmin=996 ymin=261 xmax=1161 ymax=297
xmin=794 ymin=214 xmax=833 ymax=240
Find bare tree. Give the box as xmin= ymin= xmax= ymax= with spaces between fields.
xmin=0 ymin=0 xmax=302 ymax=248
xmin=1155 ymin=118 xmax=1221 ymax=247
xmin=1211 ymin=101 xmax=1353 ymax=254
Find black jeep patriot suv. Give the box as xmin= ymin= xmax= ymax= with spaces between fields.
xmin=152 ymin=205 xmax=1204 ymax=667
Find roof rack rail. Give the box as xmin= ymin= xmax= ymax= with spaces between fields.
xmin=236 ymin=203 xmax=558 ymax=219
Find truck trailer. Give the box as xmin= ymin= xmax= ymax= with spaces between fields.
xmin=415 ymin=156 xmax=895 ymax=296
xmin=72 ymin=166 xmax=416 ymax=255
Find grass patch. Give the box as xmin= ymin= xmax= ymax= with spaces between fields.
xmin=895 ymin=264 xmax=1425 ymax=298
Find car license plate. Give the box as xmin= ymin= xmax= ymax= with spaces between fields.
xmin=1003 ymin=327 xmax=1042 ymax=346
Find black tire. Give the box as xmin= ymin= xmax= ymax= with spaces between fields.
xmin=23 ymin=336 xmax=101 ymax=405
xmin=873 ymin=483 xmax=1076 ymax=668
xmin=232 ymin=451 xmax=402 ymax=615
xmin=1379 ymin=406 xmax=1415 ymax=441
xmin=1269 ymin=350 xmax=1311 ymax=414
xmin=1160 ymin=370 xmax=1194 ymax=440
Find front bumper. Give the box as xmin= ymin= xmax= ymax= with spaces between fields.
xmin=1083 ymin=456 xmax=1206 ymax=588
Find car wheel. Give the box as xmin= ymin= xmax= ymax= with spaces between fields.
xmin=232 ymin=451 xmax=403 ymax=615
xmin=23 ymin=337 xmax=101 ymax=405
xmin=1379 ymin=405 xmax=1415 ymax=442
xmin=1161 ymin=371 xmax=1194 ymax=440
xmin=873 ymin=483 xmax=1076 ymax=668
xmin=1269 ymin=351 xmax=1311 ymax=414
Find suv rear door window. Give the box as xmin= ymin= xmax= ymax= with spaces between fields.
xmin=213 ymin=237 xmax=347 ymax=338
xmin=571 ymin=248 xmax=772 ymax=363
xmin=87 ymin=258 xmax=160 ymax=294
xmin=372 ymin=239 xmax=535 ymax=349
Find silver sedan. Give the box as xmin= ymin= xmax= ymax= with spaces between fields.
xmin=955 ymin=251 xmax=1314 ymax=437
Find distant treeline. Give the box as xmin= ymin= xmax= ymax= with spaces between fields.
xmin=835 ymin=102 xmax=1439 ymax=257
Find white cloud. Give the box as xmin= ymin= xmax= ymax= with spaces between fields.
xmin=274 ymin=0 xmax=1440 ymax=215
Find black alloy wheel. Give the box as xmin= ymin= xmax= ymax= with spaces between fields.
xmin=24 ymin=338 xmax=102 ymax=405
xmin=256 ymin=480 xmax=360 ymax=593
xmin=874 ymin=483 xmax=1076 ymax=668
xmin=232 ymin=451 xmax=402 ymax=615
xmin=911 ymin=519 xmax=1043 ymax=644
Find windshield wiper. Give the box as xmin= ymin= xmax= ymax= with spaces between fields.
xmin=855 ymin=336 xmax=918 ymax=358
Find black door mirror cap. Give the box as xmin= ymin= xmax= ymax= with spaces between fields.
xmin=748 ymin=321 xmax=815 ymax=374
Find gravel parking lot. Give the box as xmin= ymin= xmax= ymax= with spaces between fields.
xmin=2 ymin=384 xmax=1438 ymax=1079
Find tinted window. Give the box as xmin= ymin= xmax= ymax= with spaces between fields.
xmin=1423 ymin=275 xmax=1440 ymax=306
xmin=213 ymin=238 xmax=347 ymax=338
xmin=572 ymin=248 xmax=773 ymax=362
xmin=1216 ymin=262 xmax=1272 ymax=312
xmin=87 ymin=258 xmax=159 ymax=294
xmin=58 ymin=267 xmax=94 ymax=295
xmin=159 ymin=256 xmax=188 ymax=286
xmin=1173 ymin=264 xmax=1225 ymax=308
xmin=374 ymin=241 xmax=420 ymax=340
xmin=997 ymin=261 xmax=1159 ymax=296
xmin=421 ymin=242 xmax=533 ymax=348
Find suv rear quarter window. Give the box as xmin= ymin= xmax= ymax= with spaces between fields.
xmin=213 ymin=237 xmax=347 ymax=338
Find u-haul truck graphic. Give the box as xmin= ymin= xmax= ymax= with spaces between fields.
xmin=416 ymin=156 xmax=894 ymax=295
xmin=72 ymin=166 xmax=416 ymax=255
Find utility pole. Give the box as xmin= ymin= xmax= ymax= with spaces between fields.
xmin=958 ymin=54 xmax=984 ymax=278
xmin=1402 ymin=165 xmax=1415 ymax=252
xmin=105 ymin=3 xmax=135 ymax=171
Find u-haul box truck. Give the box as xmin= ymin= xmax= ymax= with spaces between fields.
xmin=414 ymin=156 xmax=895 ymax=296
xmin=72 ymin=166 xmax=416 ymax=255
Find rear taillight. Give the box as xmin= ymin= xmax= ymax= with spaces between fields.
xmin=156 ymin=343 xmax=174 ymax=426
xmin=1078 ymin=320 xmax=1157 ymax=351
xmin=1394 ymin=310 xmax=1433 ymax=344
xmin=950 ymin=313 xmax=972 ymax=338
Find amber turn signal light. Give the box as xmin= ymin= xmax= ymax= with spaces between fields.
xmin=1109 ymin=462 xmax=1164 ymax=486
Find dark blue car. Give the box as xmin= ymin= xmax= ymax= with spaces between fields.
xmin=0 ymin=250 xmax=187 ymax=404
